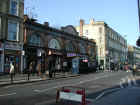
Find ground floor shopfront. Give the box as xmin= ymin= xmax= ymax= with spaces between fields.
xmin=0 ymin=41 xmax=23 ymax=74
xmin=23 ymin=45 xmax=92 ymax=74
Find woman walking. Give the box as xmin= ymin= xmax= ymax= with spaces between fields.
xmin=10 ymin=62 xmax=14 ymax=83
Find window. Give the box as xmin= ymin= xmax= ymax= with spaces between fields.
xmin=66 ymin=43 xmax=75 ymax=52
xmin=85 ymin=30 xmax=88 ymax=35
xmin=8 ymin=20 xmax=19 ymax=41
xmin=10 ymin=0 xmax=18 ymax=16
xmin=99 ymin=27 xmax=102 ymax=34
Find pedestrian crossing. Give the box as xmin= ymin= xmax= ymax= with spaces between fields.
xmin=119 ymin=76 xmax=138 ymax=88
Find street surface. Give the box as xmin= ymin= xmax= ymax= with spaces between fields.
xmin=92 ymin=86 xmax=140 ymax=105
xmin=0 ymin=71 xmax=138 ymax=105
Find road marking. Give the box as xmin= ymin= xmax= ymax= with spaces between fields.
xmin=131 ymin=77 xmax=137 ymax=85
xmin=119 ymin=75 xmax=138 ymax=88
xmin=120 ymin=81 xmax=124 ymax=88
xmin=34 ymin=74 xmax=116 ymax=93
xmin=95 ymin=88 xmax=121 ymax=101
xmin=0 ymin=92 xmax=16 ymax=97
xmin=35 ymin=99 xmax=56 ymax=105
xmin=3 ymin=85 xmax=15 ymax=89
xmin=127 ymin=76 xmax=132 ymax=87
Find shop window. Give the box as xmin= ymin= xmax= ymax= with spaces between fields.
xmin=10 ymin=0 xmax=18 ymax=16
xmin=66 ymin=43 xmax=75 ymax=52
xmin=8 ymin=20 xmax=19 ymax=41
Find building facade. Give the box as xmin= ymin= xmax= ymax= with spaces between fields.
xmin=75 ymin=19 xmax=127 ymax=70
xmin=128 ymin=45 xmax=140 ymax=65
xmin=0 ymin=0 xmax=24 ymax=74
xmin=23 ymin=16 xmax=96 ymax=74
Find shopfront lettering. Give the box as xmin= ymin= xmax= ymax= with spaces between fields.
xmin=5 ymin=42 xmax=22 ymax=50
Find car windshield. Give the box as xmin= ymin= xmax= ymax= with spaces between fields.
xmin=0 ymin=0 xmax=140 ymax=105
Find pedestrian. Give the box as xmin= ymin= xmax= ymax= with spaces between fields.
xmin=28 ymin=62 xmax=33 ymax=80
xmin=48 ymin=60 xmax=53 ymax=78
xmin=63 ymin=61 xmax=67 ymax=73
xmin=9 ymin=62 xmax=14 ymax=83
xmin=133 ymin=64 xmax=137 ymax=76
xmin=37 ymin=62 xmax=41 ymax=76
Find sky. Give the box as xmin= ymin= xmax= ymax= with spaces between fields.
xmin=25 ymin=0 xmax=139 ymax=46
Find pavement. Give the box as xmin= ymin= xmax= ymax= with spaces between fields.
xmin=0 ymin=72 xmax=80 ymax=87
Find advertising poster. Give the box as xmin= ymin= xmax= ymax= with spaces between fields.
xmin=72 ymin=57 xmax=79 ymax=74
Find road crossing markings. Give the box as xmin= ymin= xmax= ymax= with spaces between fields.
xmin=119 ymin=76 xmax=138 ymax=88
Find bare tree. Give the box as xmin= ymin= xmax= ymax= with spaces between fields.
xmin=24 ymin=0 xmax=38 ymax=19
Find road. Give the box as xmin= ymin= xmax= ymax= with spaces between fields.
xmin=0 ymin=71 xmax=134 ymax=105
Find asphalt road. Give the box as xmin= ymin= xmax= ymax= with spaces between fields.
xmin=0 ymin=71 xmax=133 ymax=105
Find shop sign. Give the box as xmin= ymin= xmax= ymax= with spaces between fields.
xmin=67 ymin=53 xmax=76 ymax=57
xmin=53 ymin=51 xmax=62 ymax=55
xmin=5 ymin=42 xmax=22 ymax=50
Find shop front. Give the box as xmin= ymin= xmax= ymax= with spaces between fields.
xmin=4 ymin=42 xmax=22 ymax=74
xmin=24 ymin=45 xmax=46 ymax=74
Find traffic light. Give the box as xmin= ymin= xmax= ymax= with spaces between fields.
xmin=136 ymin=37 xmax=140 ymax=46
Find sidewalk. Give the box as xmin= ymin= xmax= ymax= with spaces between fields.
xmin=0 ymin=72 xmax=80 ymax=87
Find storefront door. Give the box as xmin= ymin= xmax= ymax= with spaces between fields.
xmin=4 ymin=55 xmax=20 ymax=74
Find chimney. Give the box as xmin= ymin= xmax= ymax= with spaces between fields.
xmin=24 ymin=15 xmax=29 ymax=22
xmin=80 ymin=19 xmax=84 ymax=37
xmin=44 ymin=22 xmax=49 ymax=27
xmin=90 ymin=18 xmax=95 ymax=25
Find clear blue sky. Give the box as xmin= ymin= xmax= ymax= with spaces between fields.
xmin=25 ymin=0 xmax=139 ymax=46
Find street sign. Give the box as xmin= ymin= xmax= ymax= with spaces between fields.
xmin=56 ymin=86 xmax=89 ymax=105
xmin=60 ymin=92 xmax=82 ymax=102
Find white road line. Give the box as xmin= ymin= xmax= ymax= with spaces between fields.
xmin=132 ymin=77 xmax=137 ymax=85
xmin=95 ymin=88 xmax=121 ymax=101
xmin=34 ymin=74 xmax=116 ymax=93
xmin=120 ymin=81 xmax=124 ymax=88
xmin=35 ymin=99 xmax=56 ymax=105
xmin=3 ymin=85 xmax=15 ymax=89
xmin=127 ymin=77 xmax=132 ymax=87
xmin=0 ymin=92 xmax=16 ymax=97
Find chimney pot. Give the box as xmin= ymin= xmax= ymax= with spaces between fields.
xmin=80 ymin=19 xmax=84 ymax=37
xmin=44 ymin=22 xmax=49 ymax=27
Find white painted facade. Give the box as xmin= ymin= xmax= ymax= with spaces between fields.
xmin=75 ymin=19 xmax=127 ymax=69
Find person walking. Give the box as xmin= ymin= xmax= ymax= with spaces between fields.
xmin=28 ymin=62 xmax=33 ymax=80
xmin=37 ymin=62 xmax=41 ymax=76
xmin=10 ymin=62 xmax=14 ymax=83
xmin=48 ymin=60 xmax=53 ymax=78
xmin=133 ymin=64 xmax=137 ymax=76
